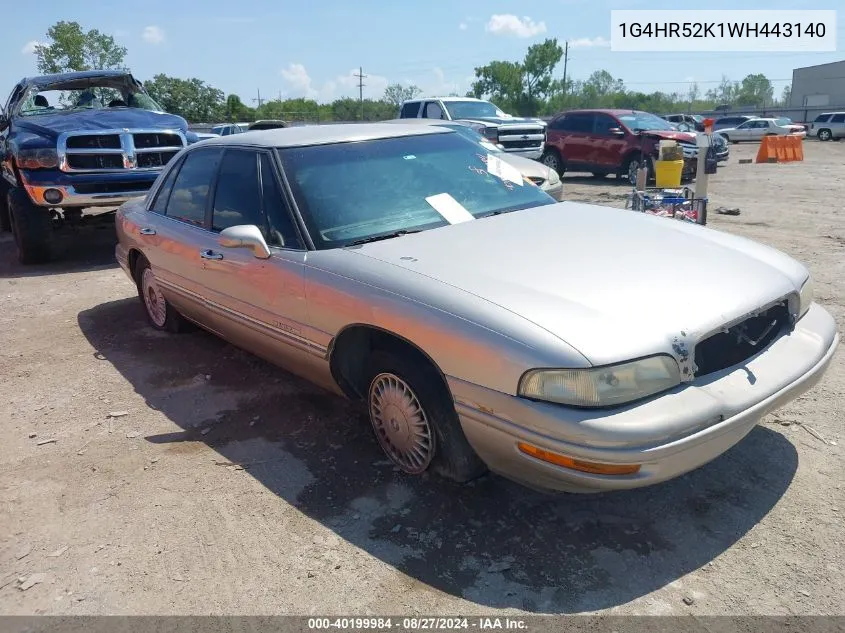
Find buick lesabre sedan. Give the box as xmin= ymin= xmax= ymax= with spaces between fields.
xmin=115 ymin=124 xmax=838 ymax=493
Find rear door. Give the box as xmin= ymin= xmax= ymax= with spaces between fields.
xmin=145 ymin=146 xmax=226 ymax=331
xmin=552 ymin=112 xmax=595 ymax=169
xmin=830 ymin=113 xmax=845 ymax=137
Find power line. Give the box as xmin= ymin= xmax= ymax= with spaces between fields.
xmin=354 ymin=66 xmax=367 ymax=120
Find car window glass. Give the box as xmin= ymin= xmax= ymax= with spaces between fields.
xmin=424 ymin=102 xmax=444 ymax=119
xmin=212 ymin=149 xmax=263 ymax=233
xmin=165 ymin=147 xmax=223 ymax=227
xmin=813 ymin=114 xmax=831 ymax=122
xmin=548 ymin=116 xmax=567 ymax=130
xmin=561 ymin=113 xmax=593 ymax=133
xmin=260 ymin=154 xmax=302 ymax=249
xmin=831 ymin=114 xmax=845 ymax=123
xmin=149 ymin=160 xmax=181 ymax=214
xmin=400 ymin=102 xmax=421 ymax=118
xmin=593 ymin=114 xmax=618 ymax=135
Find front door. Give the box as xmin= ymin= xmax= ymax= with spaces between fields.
xmin=198 ymin=148 xmax=312 ymax=366
xmin=591 ymin=113 xmax=629 ymax=169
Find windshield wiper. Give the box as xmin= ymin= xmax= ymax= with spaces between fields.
xmin=347 ymin=229 xmax=421 ymax=246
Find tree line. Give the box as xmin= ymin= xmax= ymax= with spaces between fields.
xmin=31 ymin=21 xmax=789 ymax=124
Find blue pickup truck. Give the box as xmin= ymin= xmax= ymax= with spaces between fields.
xmin=0 ymin=70 xmax=196 ymax=264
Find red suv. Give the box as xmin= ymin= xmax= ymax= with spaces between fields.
xmin=541 ymin=109 xmax=699 ymax=184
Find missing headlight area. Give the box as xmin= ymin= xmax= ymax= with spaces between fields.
xmin=694 ymin=302 xmax=792 ymax=377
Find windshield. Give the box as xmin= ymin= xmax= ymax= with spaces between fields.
xmin=442 ymin=100 xmax=506 ymax=120
xmin=17 ymin=82 xmax=163 ymax=117
xmin=775 ymin=117 xmax=791 ymax=125
xmin=691 ymin=114 xmax=704 ymax=122
xmin=617 ymin=112 xmax=675 ymax=132
xmin=278 ymin=131 xmax=554 ymax=249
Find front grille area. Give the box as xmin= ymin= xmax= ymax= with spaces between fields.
xmin=67 ymin=154 xmax=124 ymax=170
xmin=500 ymin=127 xmax=542 ymax=137
xmin=66 ymin=134 xmax=121 ymax=149
xmin=59 ymin=129 xmax=185 ymax=173
xmin=694 ymin=302 xmax=791 ymax=377
xmin=133 ymin=133 xmax=183 ymax=149
xmin=137 ymin=151 xmax=180 ymax=168
xmin=501 ymin=139 xmax=543 ymax=149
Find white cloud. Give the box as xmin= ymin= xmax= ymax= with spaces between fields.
xmin=485 ymin=14 xmax=546 ymax=38
xmin=21 ymin=40 xmax=41 ymax=55
xmin=280 ymin=64 xmax=387 ymax=102
xmin=459 ymin=22 xmax=468 ymax=31
xmin=142 ymin=25 xmax=165 ymax=45
xmin=568 ymin=36 xmax=610 ymax=48
xmin=280 ymin=63 xmax=314 ymax=95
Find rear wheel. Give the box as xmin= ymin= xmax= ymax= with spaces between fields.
xmin=365 ymin=350 xmax=487 ymax=483
xmin=134 ymin=255 xmax=190 ymax=333
xmin=817 ymin=128 xmax=832 ymax=141
xmin=7 ymin=187 xmax=52 ymax=264
xmin=540 ymin=148 xmax=564 ymax=176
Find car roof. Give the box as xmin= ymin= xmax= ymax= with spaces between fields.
xmin=402 ymin=97 xmax=488 ymax=104
xmin=22 ymin=69 xmax=134 ymax=89
xmin=193 ymin=122 xmax=452 ymax=148
xmin=554 ymin=109 xmax=651 ymax=116
xmin=383 ymin=118 xmax=473 ymax=128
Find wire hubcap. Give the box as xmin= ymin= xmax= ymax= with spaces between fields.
xmin=141 ymin=268 xmax=167 ymax=327
xmin=369 ymin=373 xmax=434 ymax=474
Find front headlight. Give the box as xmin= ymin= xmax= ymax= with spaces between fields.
xmin=519 ymin=355 xmax=681 ymax=408
xmin=16 ymin=148 xmax=59 ymax=170
xmin=798 ymin=277 xmax=814 ymax=318
xmin=547 ymin=168 xmax=560 ymax=185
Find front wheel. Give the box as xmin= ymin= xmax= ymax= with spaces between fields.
xmin=817 ymin=129 xmax=832 ymax=141
xmin=7 ymin=187 xmax=52 ymax=264
xmin=540 ymin=148 xmax=564 ymax=176
xmin=365 ymin=350 xmax=487 ymax=483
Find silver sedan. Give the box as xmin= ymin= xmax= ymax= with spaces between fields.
xmin=115 ymin=124 xmax=838 ymax=493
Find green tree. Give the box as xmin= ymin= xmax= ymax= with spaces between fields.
xmin=224 ymin=94 xmax=254 ymax=122
xmin=470 ymin=39 xmax=563 ymax=115
xmin=735 ymin=73 xmax=774 ymax=107
xmin=144 ymin=74 xmax=225 ymax=122
xmin=780 ymin=84 xmax=792 ymax=106
xmin=383 ymin=83 xmax=421 ymax=107
xmin=35 ymin=21 xmax=127 ymax=74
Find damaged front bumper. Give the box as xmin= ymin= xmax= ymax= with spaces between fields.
xmin=19 ymin=169 xmax=158 ymax=208
xmin=448 ymin=303 xmax=838 ymax=493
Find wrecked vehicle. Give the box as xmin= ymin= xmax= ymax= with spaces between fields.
xmin=0 ymin=70 xmax=191 ymax=263
xmin=115 ymin=123 xmax=837 ymax=493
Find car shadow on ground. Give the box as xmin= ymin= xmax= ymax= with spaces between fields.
xmin=0 ymin=213 xmax=119 ymax=279
xmin=77 ymin=298 xmax=799 ymax=613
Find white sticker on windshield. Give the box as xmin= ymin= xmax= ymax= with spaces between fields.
xmin=425 ymin=193 xmax=475 ymax=224
xmin=486 ymin=153 xmax=523 ymax=186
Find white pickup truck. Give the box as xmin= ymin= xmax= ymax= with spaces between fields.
xmin=398 ymin=97 xmax=546 ymax=160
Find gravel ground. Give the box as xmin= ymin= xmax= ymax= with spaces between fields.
xmin=0 ymin=142 xmax=842 ymax=616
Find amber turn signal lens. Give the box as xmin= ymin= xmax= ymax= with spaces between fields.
xmin=517 ymin=442 xmax=641 ymax=476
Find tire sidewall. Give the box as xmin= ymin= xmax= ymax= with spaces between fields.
xmin=365 ymin=350 xmax=485 ymax=481
xmin=541 ymin=149 xmax=563 ymax=175
xmin=134 ymin=256 xmax=183 ymax=332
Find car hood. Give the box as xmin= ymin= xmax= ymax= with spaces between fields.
xmin=348 ymin=202 xmax=807 ymax=370
xmin=497 ymin=152 xmax=552 ymax=180
xmin=13 ymin=108 xmax=188 ymax=140
xmin=639 ymin=129 xmax=697 ymax=143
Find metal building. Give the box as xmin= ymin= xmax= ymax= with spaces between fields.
xmin=789 ymin=60 xmax=845 ymax=110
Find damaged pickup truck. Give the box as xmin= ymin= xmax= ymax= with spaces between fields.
xmin=0 ymin=70 xmax=193 ymax=264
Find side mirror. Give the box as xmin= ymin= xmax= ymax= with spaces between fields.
xmin=218 ymin=224 xmax=271 ymax=259
xmin=608 ymin=127 xmax=625 ymax=136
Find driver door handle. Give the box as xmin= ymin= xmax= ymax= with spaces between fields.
xmin=139 ymin=227 xmax=156 ymax=235
xmin=200 ymin=249 xmax=224 ymax=260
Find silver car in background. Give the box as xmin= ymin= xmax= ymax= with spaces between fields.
xmin=115 ymin=124 xmax=837 ymax=493
xmin=386 ymin=118 xmax=563 ymax=201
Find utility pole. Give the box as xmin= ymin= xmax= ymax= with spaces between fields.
xmin=253 ymin=88 xmax=264 ymax=109
xmin=354 ymin=66 xmax=367 ymax=121
xmin=561 ymin=41 xmax=569 ymax=104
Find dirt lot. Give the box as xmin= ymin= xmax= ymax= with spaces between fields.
xmin=0 ymin=142 xmax=843 ymax=616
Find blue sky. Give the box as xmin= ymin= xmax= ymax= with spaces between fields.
xmin=4 ymin=0 xmax=844 ymax=105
